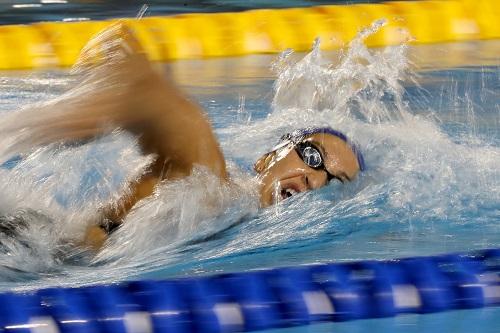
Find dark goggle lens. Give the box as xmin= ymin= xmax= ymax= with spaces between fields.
xmin=298 ymin=144 xmax=323 ymax=168
xmin=296 ymin=141 xmax=340 ymax=183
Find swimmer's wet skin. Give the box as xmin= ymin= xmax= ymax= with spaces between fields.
xmin=255 ymin=128 xmax=364 ymax=207
xmin=7 ymin=22 xmax=363 ymax=251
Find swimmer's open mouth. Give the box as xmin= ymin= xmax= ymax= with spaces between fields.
xmin=280 ymin=187 xmax=299 ymax=200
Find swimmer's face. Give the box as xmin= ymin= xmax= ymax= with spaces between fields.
xmin=255 ymin=133 xmax=360 ymax=207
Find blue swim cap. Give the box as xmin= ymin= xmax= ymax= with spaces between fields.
xmin=277 ymin=127 xmax=365 ymax=171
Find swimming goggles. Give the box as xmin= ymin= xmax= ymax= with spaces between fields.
xmin=272 ymin=134 xmax=340 ymax=182
xmin=294 ymin=141 xmax=340 ymax=182
xmin=277 ymin=127 xmax=365 ymax=172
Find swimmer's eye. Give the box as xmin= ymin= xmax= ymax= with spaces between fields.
xmin=300 ymin=145 xmax=323 ymax=168
xmin=295 ymin=142 xmax=339 ymax=182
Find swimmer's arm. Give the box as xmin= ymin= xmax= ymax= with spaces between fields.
xmin=82 ymin=224 xmax=107 ymax=252
xmin=78 ymin=85 xmax=229 ymax=248
xmin=69 ymin=24 xmax=228 ymax=249
xmin=10 ymin=22 xmax=227 ymax=181
xmin=96 ymin=22 xmax=228 ymax=181
xmin=93 ymin=76 xmax=230 ymax=227
xmin=9 ymin=23 xmax=228 ymax=252
xmin=127 ymin=70 xmax=228 ymax=180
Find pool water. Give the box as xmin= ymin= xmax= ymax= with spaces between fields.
xmin=0 ymin=24 xmax=498 ymax=331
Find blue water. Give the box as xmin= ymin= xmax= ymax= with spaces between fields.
xmin=0 ymin=30 xmax=498 ymax=332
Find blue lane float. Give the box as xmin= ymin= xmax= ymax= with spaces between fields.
xmin=1 ymin=249 xmax=499 ymax=332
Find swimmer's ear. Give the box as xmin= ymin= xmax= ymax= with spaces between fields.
xmin=254 ymin=151 xmax=275 ymax=173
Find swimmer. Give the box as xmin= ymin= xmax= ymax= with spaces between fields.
xmin=3 ymin=23 xmax=363 ymax=250
xmin=255 ymin=128 xmax=364 ymax=207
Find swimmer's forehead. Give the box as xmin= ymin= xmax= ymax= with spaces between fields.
xmin=307 ymin=133 xmax=360 ymax=179
xmin=267 ymin=126 xmax=365 ymax=172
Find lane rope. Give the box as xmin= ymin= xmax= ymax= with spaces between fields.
xmin=0 ymin=248 xmax=498 ymax=332
xmin=0 ymin=0 xmax=497 ymax=69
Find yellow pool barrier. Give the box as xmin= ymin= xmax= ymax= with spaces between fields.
xmin=0 ymin=0 xmax=497 ymax=70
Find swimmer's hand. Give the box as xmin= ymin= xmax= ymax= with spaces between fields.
xmin=72 ymin=21 xmax=150 ymax=75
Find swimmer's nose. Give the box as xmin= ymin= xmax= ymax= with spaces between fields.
xmin=304 ymin=171 xmax=328 ymax=190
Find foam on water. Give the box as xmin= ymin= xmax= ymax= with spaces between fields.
xmin=0 ymin=21 xmax=498 ymax=291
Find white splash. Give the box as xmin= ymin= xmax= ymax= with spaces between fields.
xmin=94 ymin=166 xmax=259 ymax=265
xmin=221 ymin=19 xmax=414 ymax=161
